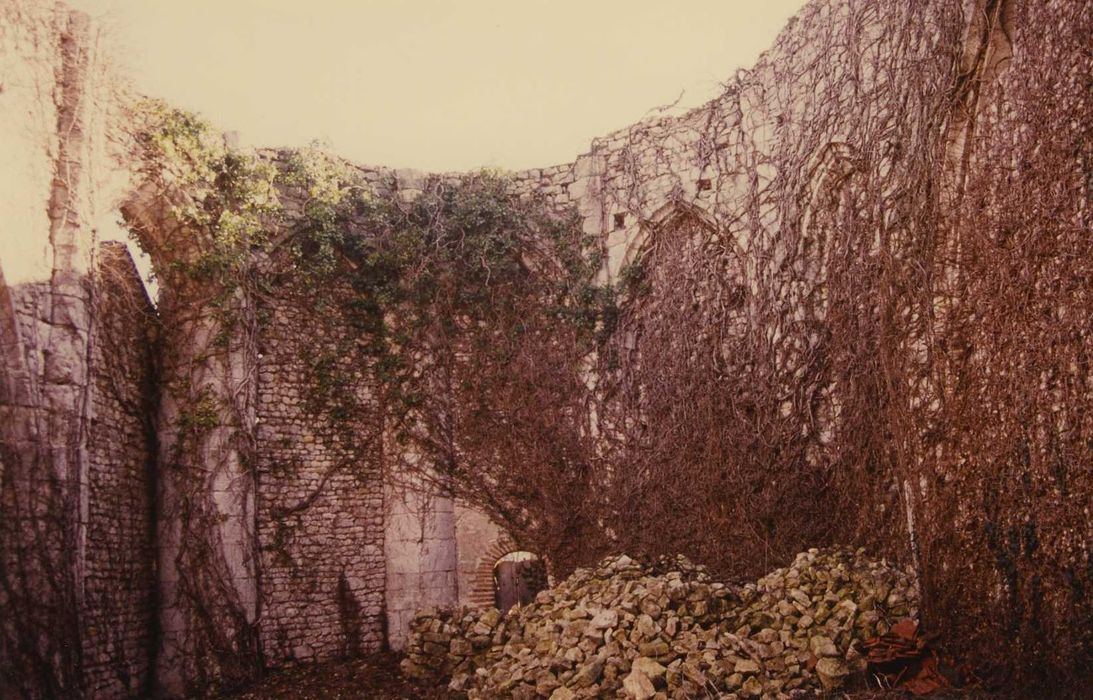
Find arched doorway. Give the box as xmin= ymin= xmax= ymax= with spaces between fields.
xmin=492 ymin=551 xmax=546 ymax=613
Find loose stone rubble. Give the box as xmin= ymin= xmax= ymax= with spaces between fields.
xmin=402 ymin=548 xmax=918 ymax=698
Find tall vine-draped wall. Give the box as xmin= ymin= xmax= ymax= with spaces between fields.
xmin=253 ymin=274 xmax=387 ymax=666
xmin=1 ymin=0 xmax=1089 ymax=697
xmin=505 ymin=0 xmax=1090 ymax=685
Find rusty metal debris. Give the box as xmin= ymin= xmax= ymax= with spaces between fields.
xmin=864 ymin=619 xmax=950 ymax=695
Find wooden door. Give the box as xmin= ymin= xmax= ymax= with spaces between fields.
xmin=494 ymin=558 xmax=546 ymax=613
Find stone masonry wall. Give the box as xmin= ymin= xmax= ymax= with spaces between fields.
xmin=256 ymin=155 xmax=465 ymax=654
xmin=5 ymin=0 xmax=1088 ymax=694
xmin=497 ymin=0 xmax=1090 ymax=685
xmin=0 ymin=4 xmax=150 ymax=698
xmin=255 ymin=290 xmax=387 ymax=664
xmin=83 ymin=241 xmax=158 ymax=698
xmin=384 ymin=480 xmax=458 ymax=649
xmin=369 ymin=0 xmax=1085 ymax=686
xmin=0 ymin=273 xmax=88 ymax=698
xmin=1 ymin=246 xmax=156 ymax=700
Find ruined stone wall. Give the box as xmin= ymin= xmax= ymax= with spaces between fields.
xmin=1 ymin=208 xmax=156 ymax=700
xmin=83 ymin=241 xmax=158 ymax=699
xmin=512 ymin=0 xmax=1090 ymax=686
xmin=250 ymin=157 xmax=462 ymax=656
xmin=3 ymin=0 xmax=1088 ymax=694
xmin=254 ymin=289 xmax=387 ymax=664
xmin=0 ymin=273 xmax=87 ymax=698
xmin=0 ymin=4 xmax=155 ymax=698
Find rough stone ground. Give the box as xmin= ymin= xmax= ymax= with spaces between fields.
xmin=208 ymin=653 xmax=446 ymax=700
xmin=206 ymin=655 xmax=998 ymax=700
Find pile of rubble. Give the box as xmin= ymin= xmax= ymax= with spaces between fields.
xmin=400 ymin=606 xmax=507 ymax=685
xmin=402 ymin=548 xmax=918 ymax=699
xmin=719 ymin=547 xmax=919 ymax=697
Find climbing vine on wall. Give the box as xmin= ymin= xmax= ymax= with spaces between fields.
xmin=132 ymin=100 xmax=280 ymax=298
xmin=126 ymin=99 xmax=286 ymax=692
xmin=128 ymin=101 xmax=618 ymax=675
xmin=128 ymin=1 xmax=1092 ymax=686
xmin=575 ymin=0 xmax=1091 ymax=691
xmin=269 ymin=145 xmax=615 ymax=562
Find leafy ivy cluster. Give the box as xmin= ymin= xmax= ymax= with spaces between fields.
xmin=278 ymin=146 xmax=616 ymax=452
xmin=133 ymin=100 xmax=616 ymax=477
xmin=134 ymin=99 xmax=280 ymax=287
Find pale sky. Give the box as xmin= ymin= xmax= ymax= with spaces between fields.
xmin=71 ymin=0 xmax=808 ymax=171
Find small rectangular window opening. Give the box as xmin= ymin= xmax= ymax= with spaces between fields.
xmin=697 ymin=178 xmax=712 ymax=192
xmin=613 ymin=213 xmax=626 ymax=230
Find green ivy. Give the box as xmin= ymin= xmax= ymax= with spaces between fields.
xmin=176 ymin=389 xmax=221 ymax=433
xmin=134 ymin=99 xmax=281 ymax=286
xmin=133 ymin=102 xmax=615 ymax=475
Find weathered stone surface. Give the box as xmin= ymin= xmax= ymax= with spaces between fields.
xmin=632 ymin=656 xmax=666 ymax=679
xmin=572 ymin=657 xmax=605 ymax=687
xmin=547 ymin=687 xmax=575 ymax=700
xmin=254 ymin=274 xmax=389 ymax=666
xmin=815 ymin=656 xmax=849 ymax=690
xmin=622 ymin=668 xmax=656 ymax=699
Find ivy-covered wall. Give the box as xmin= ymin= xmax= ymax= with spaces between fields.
xmin=254 ymin=277 xmax=387 ymax=664
xmin=2 ymin=0 xmax=1089 ymax=698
